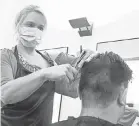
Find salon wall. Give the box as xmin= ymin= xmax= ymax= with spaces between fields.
xmin=39 ymin=10 xmax=139 ymax=55
xmin=40 ymin=10 xmax=139 ymax=55
xmin=78 ymin=10 xmax=139 ymax=50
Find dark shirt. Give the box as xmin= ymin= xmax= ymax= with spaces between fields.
xmin=1 ymin=47 xmax=55 ymax=126
xmin=1 ymin=47 xmax=78 ymax=126
xmin=50 ymin=116 xmax=123 ymax=126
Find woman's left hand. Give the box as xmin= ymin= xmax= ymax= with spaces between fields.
xmin=63 ymin=50 xmax=96 ymax=98
xmin=75 ymin=49 xmax=96 ymax=70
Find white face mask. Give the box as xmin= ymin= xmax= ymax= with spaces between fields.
xmin=18 ymin=26 xmax=43 ymax=47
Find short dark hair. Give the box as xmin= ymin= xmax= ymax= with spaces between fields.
xmin=79 ymin=52 xmax=132 ymax=105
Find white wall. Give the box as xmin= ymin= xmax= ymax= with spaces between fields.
xmin=79 ymin=10 xmax=139 ymax=50
xmin=41 ymin=10 xmax=139 ymax=55
xmin=37 ymin=29 xmax=81 ymax=55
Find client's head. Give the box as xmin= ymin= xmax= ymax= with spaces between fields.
xmin=79 ymin=52 xmax=132 ymax=109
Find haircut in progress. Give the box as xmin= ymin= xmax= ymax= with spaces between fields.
xmin=79 ymin=52 xmax=132 ymax=107
xmin=49 ymin=52 xmax=133 ymax=126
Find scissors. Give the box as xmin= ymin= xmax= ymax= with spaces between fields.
xmin=71 ymin=50 xmax=87 ymax=81
xmin=74 ymin=50 xmax=86 ymax=70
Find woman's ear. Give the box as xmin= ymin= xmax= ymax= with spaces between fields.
xmin=118 ymin=84 xmax=128 ymax=106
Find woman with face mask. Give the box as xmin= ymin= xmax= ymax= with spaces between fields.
xmin=1 ymin=5 xmax=94 ymax=126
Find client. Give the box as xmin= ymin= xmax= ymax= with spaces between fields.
xmin=50 ymin=52 xmax=133 ymax=126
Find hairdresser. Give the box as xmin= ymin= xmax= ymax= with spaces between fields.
xmin=1 ymin=5 xmax=94 ymax=126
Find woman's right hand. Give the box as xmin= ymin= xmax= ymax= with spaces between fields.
xmin=43 ymin=64 xmax=78 ymax=84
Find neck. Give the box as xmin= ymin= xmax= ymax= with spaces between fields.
xmin=17 ymin=42 xmax=36 ymax=56
xmin=80 ymin=102 xmax=124 ymax=124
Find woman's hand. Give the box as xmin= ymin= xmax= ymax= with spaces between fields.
xmin=43 ymin=64 xmax=78 ymax=84
xmin=75 ymin=49 xmax=96 ymax=70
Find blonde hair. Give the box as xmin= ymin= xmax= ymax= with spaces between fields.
xmin=15 ymin=5 xmax=46 ymax=30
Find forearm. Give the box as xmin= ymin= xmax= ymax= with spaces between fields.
xmin=55 ymin=52 xmax=78 ymax=66
xmin=55 ymin=76 xmax=80 ymax=98
xmin=1 ymin=69 xmax=47 ymax=105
